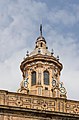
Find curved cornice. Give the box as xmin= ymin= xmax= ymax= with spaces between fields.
xmin=20 ymin=54 xmax=63 ymax=72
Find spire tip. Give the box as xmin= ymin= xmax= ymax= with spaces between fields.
xmin=40 ymin=24 xmax=42 ymax=36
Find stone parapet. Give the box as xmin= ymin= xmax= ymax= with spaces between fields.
xmin=0 ymin=90 xmax=79 ymax=115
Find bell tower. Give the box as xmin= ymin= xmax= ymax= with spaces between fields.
xmin=18 ymin=25 xmax=67 ymax=99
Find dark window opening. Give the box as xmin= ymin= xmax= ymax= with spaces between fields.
xmin=31 ymin=71 xmax=36 ymax=86
xmin=45 ymin=87 xmax=48 ymax=90
xmin=38 ymin=48 xmax=41 ymax=54
xmin=44 ymin=71 xmax=49 ymax=85
xmin=40 ymin=43 xmax=43 ymax=47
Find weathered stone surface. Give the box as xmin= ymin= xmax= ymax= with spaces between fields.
xmin=0 ymin=90 xmax=79 ymax=119
xmin=0 ymin=105 xmax=79 ymax=120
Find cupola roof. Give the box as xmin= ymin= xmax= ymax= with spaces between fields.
xmin=30 ymin=24 xmax=51 ymax=56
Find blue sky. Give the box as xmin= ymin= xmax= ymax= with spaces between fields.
xmin=0 ymin=0 xmax=79 ymax=100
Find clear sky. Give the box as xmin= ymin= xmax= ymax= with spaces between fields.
xmin=0 ymin=0 xmax=79 ymax=100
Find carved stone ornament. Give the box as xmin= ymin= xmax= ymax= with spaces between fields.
xmin=59 ymin=82 xmax=67 ymax=95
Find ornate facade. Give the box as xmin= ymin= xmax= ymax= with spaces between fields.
xmin=0 ymin=25 xmax=79 ymax=120
xmin=18 ymin=25 xmax=67 ymax=99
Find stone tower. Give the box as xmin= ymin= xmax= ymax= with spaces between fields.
xmin=0 ymin=25 xmax=79 ymax=120
xmin=18 ymin=25 xmax=67 ymax=99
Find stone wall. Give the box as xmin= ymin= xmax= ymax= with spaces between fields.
xmin=0 ymin=90 xmax=79 ymax=119
xmin=0 ymin=105 xmax=79 ymax=120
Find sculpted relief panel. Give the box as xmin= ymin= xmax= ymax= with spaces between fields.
xmin=66 ymin=102 xmax=79 ymax=114
xmin=7 ymin=94 xmax=56 ymax=111
xmin=0 ymin=91 xmax=79 ymax=115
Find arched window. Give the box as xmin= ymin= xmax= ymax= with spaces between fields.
xmin=44 ymin=71 xmax=49 ymax=85
xmin=31 ymin=71 xmax=36 ymax=86
xmin=40 ymin=43 xmax=43 ymax=47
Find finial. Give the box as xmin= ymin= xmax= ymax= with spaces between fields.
xmin=40 ymin=24 xmax=42 ymax=36
xmin=57 ymin=55 xmax=59 ymax=61
xmin=51 ymin=49 xmax=54 ymax=56
xmin=26 ymin=50 xmax=29 ymax=56
xmin=60 ymin=82 xmax=63 ymax=88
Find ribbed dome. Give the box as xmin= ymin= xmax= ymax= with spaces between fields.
xmin=36 ymin=36 xmax=46 ymax=44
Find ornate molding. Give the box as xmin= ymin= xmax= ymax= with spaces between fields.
xmin=0 ymin=90 xmax=79 ymax=115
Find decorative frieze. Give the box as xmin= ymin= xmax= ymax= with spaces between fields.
xmin=0 ymin=90 xmax=79 ymax=115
